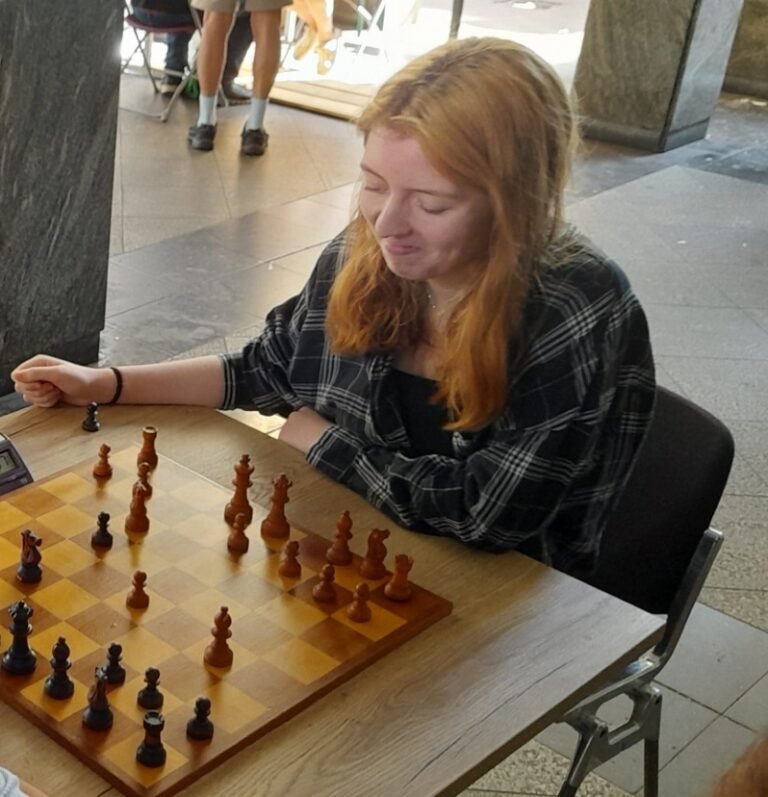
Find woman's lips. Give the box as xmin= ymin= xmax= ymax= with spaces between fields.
xmin=382 ymin=240 xmax=418 ymax=256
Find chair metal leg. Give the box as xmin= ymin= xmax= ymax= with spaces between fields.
xmin=642 ymin=691 xmax=662 ymax=797
xmin=557 ymin=717 xmax=609 ymax=797
xmin=644 ymin=737 xmax=660 ymax=797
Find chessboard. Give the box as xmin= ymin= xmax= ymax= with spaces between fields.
xmin=0 ymin=438 xmax=453 ymax=797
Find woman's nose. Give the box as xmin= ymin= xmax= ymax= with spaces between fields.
xmin=374 ymin=196 xmax=410 ymax=237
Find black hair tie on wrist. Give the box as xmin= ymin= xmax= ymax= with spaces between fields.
xmin=106 ymin=367 xmax=123 ymax=406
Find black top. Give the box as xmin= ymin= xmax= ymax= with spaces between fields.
xmin=389 ymin=369 xmax=454 ymax=457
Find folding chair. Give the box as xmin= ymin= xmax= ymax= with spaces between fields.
xmin=556 ymin=386 xmax=735 ymax=797
xmin=121 ymin=0 xmax=210 ymax=123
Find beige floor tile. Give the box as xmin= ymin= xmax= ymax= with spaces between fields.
xmin=658 ymin=603 xmax=768 ymax=712
xmin=470 ymin=740 xmax=632 ymax=797
xmin=122 ymin=216 xmax=227 ymax=253
xmin=700 ymin=587 xmax=768 ymax=633
xmin=656 ymin=717 xmax=756 ymax=797
xmin=122 ymin=183 xmax=230 ymax=219
xmin=726 ymin=671 xmax=768 ymax=732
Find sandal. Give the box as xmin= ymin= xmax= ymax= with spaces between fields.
xmin=315 ymin=34 xmax=339 ymax=76
xmin=292 ymin=26 xmax=317 ymax=61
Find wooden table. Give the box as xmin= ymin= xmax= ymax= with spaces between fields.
xmin=0 ymin=405 xmax=664 ymax=797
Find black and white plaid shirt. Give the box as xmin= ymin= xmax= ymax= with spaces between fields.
xmin=221 ymin=235 xmax=655 ymax=576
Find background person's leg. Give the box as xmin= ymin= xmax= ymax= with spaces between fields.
xmin=188 ymin=7 xmax=235 ymax=150
xmin=240 ymin=8 xmax=282 ymax=155
xmin=222 ymin=11 xmax=253 ymax=101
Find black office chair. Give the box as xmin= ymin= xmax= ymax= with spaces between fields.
xmin=557 ymin=386 xmax=735 ymax=797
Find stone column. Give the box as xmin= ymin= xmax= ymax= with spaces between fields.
xmin=573 ymin=0 xmax=744 ymax=152
xmin=0 ymin=0 xmax=122 ymax=395
xmin=724 ymin=0 xmax=768 ymax=98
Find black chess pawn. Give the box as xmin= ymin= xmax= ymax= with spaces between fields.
xmin=137 ymin=666 xmax=163 ymax=710
xmin=136 ymin=711 xmax=166 ymax=768
xmin=186 ymin=696 xmax=214 ymax=740
xmin=44 ymin=637 xmax=74 ymax=700
xmin=91 ymin=511 xmax=114 ymax=550
xmin=1 ymin=600 xmax=37 ymax=675
xmin=103 ymin=642 xmax=126 ymax=685
xmin=82 ymin=667 xmax=113 ymax=730
xmin=82 ymin=401 xmax=101 ymax=433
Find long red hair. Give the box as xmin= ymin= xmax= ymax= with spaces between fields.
xmin=327 ymin=37 xmax=577 ymax=430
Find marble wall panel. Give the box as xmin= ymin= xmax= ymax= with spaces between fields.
xmin=0 ymin=0 xmax=122 ymax=395
xmin=725 ymin=0 xmax=768 ymax=98
xmin=574 ymin=0 xmax=744 ymax=151
xmin=670 ymin=0 xmax=744 ymax=131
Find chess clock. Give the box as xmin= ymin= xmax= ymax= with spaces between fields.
xmin=0 ymin=433 xmax=33 ymax=495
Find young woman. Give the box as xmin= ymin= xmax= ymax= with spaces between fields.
xmin=12 ymin=37 xmax=655 ymax=577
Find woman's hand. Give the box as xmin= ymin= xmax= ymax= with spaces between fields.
xmin=11 ymin=355 xmax=114 ymax=408
xmin=278 ymin=407 xmax=332 ymax=454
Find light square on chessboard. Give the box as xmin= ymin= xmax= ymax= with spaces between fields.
xmin=36 ymin=504 xmax=97 ymax=539
xmin=109 ymin=673 xmax=185 ymax=720
xmin=43 ymin=540 xmax=99 ymax=578
xmin=217 ymin=570 xmax=283 ymax=611
xmin=290 ymin=576 xmax=354 ymax=616
xmin=298 ymin=616 xmax=372 ymax=661
xmin=169 ymin=480 xmax=230 ymax=513
xmin=254 ymin=593 xmax=328 ymax=636
xmin=181 ymin=637 xmax=258 ymax=677
xmin=0 ymin=502 xmax=32 ymax=534
xmin=202 ymin=679 xmax=269 ymax=734
xmin=331 ymin=601 xmax=407 ymax=642
xmin=74 ymin=489 xmax=135 ymax=521
xmin=166 ymin=512 xmax=235 ymax=551
xmin=174 ymin=586 xmax=251 ymax=625
xmin=257 ymin=524 xmax=307 ymax=555
xmin=174 ymin=548 xmax=243 ymax=588
xmin=39 ymin=472 xmax=94 ymax=503
xmin=102 ymin=729 xmax=188 ymax=787
xmin=66 ymin=602 xmax=135 ymax=647
xmin=0 ymin=576 xmax=24 ymax=607
xmin=261 ymin=637 xmax=341 ymax=685
xmin=20 ymin=674 xmax=90 ymax=722
xmin=112 ymin=626 xmax=180 ymax=671
xmin=247 ymin=546 xmax=316 ymax=589
xmin=221 ymin=610 xmax=293 ymax=655
xmin=30 ymin=619 xmax=102 ymax=664
xmin=4 ymin=486 xmax=62 ymax=518
xmin=104 ymin=587 xmax=176 ymax=625
xmin=331 ymin=564 xmax=388 ymax=593
xmin=128 ymin=528 xmax=193 ymax=563
xmin=103 ymin=535 xmax=173 ymax=577
xmin=146 ymin=566 xmax=209 ymax=605
xmin=107 ymin=446 xmax=143 ymax=472
xmin=142 ymin=607 xmax=212 ymax=651
xmin=32 ymin=579 xmax=100 ymax=619
xmin=0 ymin=535 xmax=20 ymax=569
xmin=130 ymin=494 xmax=193 ymax=529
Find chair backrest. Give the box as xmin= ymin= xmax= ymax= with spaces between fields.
xmin=584 ymin=386 xmax=734 ymax=616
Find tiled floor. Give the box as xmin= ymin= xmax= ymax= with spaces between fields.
xmin=3 ymin=25 xmax=767 ymax=797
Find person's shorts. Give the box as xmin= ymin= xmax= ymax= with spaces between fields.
xmin=191 ymin=0 xmax=290 ymax=11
